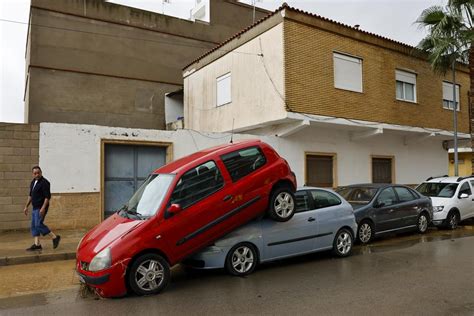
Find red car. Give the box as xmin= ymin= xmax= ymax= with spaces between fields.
xmin=76 ymin=140 xmax=296 ymax=297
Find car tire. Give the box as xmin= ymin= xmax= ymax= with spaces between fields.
xmin=417 ymin=212 xmax=429 ymax=234
xmin=225 ymin=243 xmax=258 ymax=276
xmin=357 ymin=220 xmax=374 ymax=244
xmin=445 ymin=211 xmax=459 ymax=230
xmin=128 ymin=253 xmax=170 ymax=296
xmin=332 ymin=228 xmax=353 ymax=257
xmin=268 ymin=187 xmax=295 ymax=222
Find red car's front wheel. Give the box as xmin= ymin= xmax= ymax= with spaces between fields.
xmin=128 ymin=253 xmax=170 ymax=296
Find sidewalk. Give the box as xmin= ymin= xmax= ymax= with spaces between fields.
xmin=0 ymin=229 xmax=87 ymax=266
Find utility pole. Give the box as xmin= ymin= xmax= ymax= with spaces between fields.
xmin=452 ymin=60 xmax=459 ymax=176
xmin=252 ymin=0 xmax=262 ymax=24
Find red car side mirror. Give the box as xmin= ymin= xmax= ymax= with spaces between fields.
xmin=167 ymin=204 xmax=182 ymax=214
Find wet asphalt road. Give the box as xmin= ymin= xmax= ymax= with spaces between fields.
xmin=2 ymin=226 xmax=474 ymax=316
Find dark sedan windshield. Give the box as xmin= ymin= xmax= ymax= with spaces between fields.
xmin=416 ymin=182 xmax=458 ymax=198
xmin=336 ymin=187 xmax=378 ymax=204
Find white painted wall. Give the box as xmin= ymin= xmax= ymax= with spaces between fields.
xmin=184 ymin=23 xmax=287 ymax=133
xmin=165 ymin=93 xmax=184 ymax=124
xmin=40 ymin=123 xmax=448 ymax=194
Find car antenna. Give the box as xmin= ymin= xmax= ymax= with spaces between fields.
xmin=230 ymin=118 xmax=235 ymax=144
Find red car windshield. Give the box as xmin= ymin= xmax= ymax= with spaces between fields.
xmin=123 ymin=174 xmax=175 ymax=218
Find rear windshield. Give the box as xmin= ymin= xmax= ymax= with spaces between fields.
xmin=416 ymin=182 xmax=458 ymax=198
xmin=336 ymin=187 xmax=378 ymax=204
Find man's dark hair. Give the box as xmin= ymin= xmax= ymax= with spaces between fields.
xmin=32 ymin=166 xmax=42 ymax=172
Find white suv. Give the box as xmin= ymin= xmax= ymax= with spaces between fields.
xmin=416 ymin=176 xmax=474 ymax=229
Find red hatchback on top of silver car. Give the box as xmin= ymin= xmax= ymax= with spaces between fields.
xmin=76 ymin=140 xmax=297 ymax=297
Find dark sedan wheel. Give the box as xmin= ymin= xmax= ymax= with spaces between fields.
xmin=268 ymin=187 xmax=295 ymax=222
xmin=446 ymin=211 xmax=459 ymax=230
xmin=358 ymin=220 xmax=374 ymax=244
xmin=332 ymin=228 xmax=353 ymax=257
xmin=417 ymin=213 xmax=429 ymax=233
xmin=128 ymin=253 xmax=170 ymax=296
xmin=225 ymin=243 xmax=258 ymax=276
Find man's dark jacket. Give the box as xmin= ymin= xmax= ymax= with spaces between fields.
xmin=30 ymin=177 xmax=51 ymax=212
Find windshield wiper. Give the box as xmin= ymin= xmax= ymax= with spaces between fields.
xmin=125 ymin=207 xmax=144 ymax=220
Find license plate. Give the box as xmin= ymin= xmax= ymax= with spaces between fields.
xmin=78 ymin=275 xmax=86 ymax=284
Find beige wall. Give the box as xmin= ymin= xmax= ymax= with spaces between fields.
xmin=449 ymin=152 xmax=473 ymax=177
xmin=47 ymin=193 xmax=100 ymax=230
xmin=184 ymin=23 xmax=287 ymax=132
xmin=0 ymin=124 xmax=39 ymax=231
xmin=284 ymin=19 xmax=471 ymax=134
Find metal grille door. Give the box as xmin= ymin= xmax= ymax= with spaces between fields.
xmin=104 ymin=144 xmax=166 ymax=218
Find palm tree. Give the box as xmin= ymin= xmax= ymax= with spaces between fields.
xmin=416 ymin=0 xmax=473 ymax=176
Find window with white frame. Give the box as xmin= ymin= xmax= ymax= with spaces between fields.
xmin=216 ymin=72 xmax=231 ymax=106
xmin=395 ymin=70 xmax=416 ymax=102
xmin=333 ymin=52 xmax=363 ymax=93
xmin=442 ymin=81 xmax=460 ymax=111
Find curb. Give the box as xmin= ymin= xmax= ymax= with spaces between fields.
xmin=0 ymin=252 xmax=76 ymax=266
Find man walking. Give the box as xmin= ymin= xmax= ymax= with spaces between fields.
xmin=24 ymin=166 xmax=61 ymax=251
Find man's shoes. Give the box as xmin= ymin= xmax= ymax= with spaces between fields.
xmin=26 ymin=244 xmax=42 ymax=251
xmin=53 ymin=235 xmax=61 ymax=249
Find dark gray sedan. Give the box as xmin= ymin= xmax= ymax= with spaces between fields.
xmin=184 ymin=187 xmax=357 ymax=276
xmin=336 ymin=184 xmax=433 ymax=244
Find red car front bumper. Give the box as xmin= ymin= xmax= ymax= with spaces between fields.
xmin=76 ymin=258 xmax=131 ymax=298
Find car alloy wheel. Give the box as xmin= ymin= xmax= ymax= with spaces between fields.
xmin=358 ymin=222 xmax=373 ymax=244
xmin=225 ymin=243 xmax=257 ymax=276
xmin=417 ymin=213 xmax=428 ymax=233
xmin=268 ymin=187 xmax=296 ymax=222
xmin=333 ymin=229 xmax=353 ymax=257
xmin=447 ymin=212 xmax=459 ymax=230
xmin=128 ymin=253 xmax=170 ymax=296
xmin=135 ymin=259 xmax=164 ymax=291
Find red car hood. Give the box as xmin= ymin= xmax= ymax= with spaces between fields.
xmin=78 ymin=213 xmax=145 ymax=261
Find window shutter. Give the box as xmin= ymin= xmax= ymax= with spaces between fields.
xmin=442 ymin=82 xmax=460 ymax=102
xmin=333 ymin=53 xmax=363 ymax=93
xmin=395 ymin=70 xmax=416 ymax=85
xmin=216 ymin=73 xmax=231 ymax=106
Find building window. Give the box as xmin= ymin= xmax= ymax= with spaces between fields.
xmin=333 ymin=52 xmax=363 ymax=93
xmin=395 ymin=70 xmax=416 ymax=102
xmin=306 ymin=153 xmax=336 ymax=187
xmin=372 ymin=156 xmax=394 ymax=184
xmin=216 ymin=72 xmax=231 ymax=106
xmin=442 ymin=81 xmax=460 ymax=111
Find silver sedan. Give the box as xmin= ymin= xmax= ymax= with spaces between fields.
xmin=184 ymin=187 xmax=357 ymax=276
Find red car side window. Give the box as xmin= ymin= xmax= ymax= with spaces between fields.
xmin=169 ymin=161 xmax=224 ymax=209
xmin=221 ymin=146 xmax=267 ymax=182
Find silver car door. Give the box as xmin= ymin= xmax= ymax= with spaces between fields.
xmin=261 ymin=190 xmax=319 ymax=260
xmin=457 ymin=181 xmax=473 ymax=220
xmin=309 ymin=189 xmax=346 ymax=250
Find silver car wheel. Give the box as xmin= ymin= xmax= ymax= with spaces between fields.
xmin=448 ymin=213 xmax=458 ymax=229
xmin=274 ymin=192 xmax=295 ymax=219
xmin=418 ymin=214 xmax=428 ymax=232
xmin=135 ymin=259 xmax=164 ymax=291
xmin=231 ymin=246 xmax=254 ymax=273
xmin=358 ymin=223 xmax=372 ymax=243
xmin=336 ymin=231 xmax=352 ymax=255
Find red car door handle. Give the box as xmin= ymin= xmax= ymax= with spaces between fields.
xmin=223 ymin=195 xmax=233 ymax=202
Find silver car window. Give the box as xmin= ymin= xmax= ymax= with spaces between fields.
xmin=310 ymin=190 xmax=342 ymax=209
xmin=295 ymin=191 xmax=311 ymax=213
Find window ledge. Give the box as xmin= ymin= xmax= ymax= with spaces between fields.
xmin=395 ymin=98 xmax=417 ymax=105
xmin=334 ymin=87 xmax=364 ymax=94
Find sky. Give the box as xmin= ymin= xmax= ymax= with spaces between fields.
xmin=0 ymin=0 xmax=446 ymax=123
